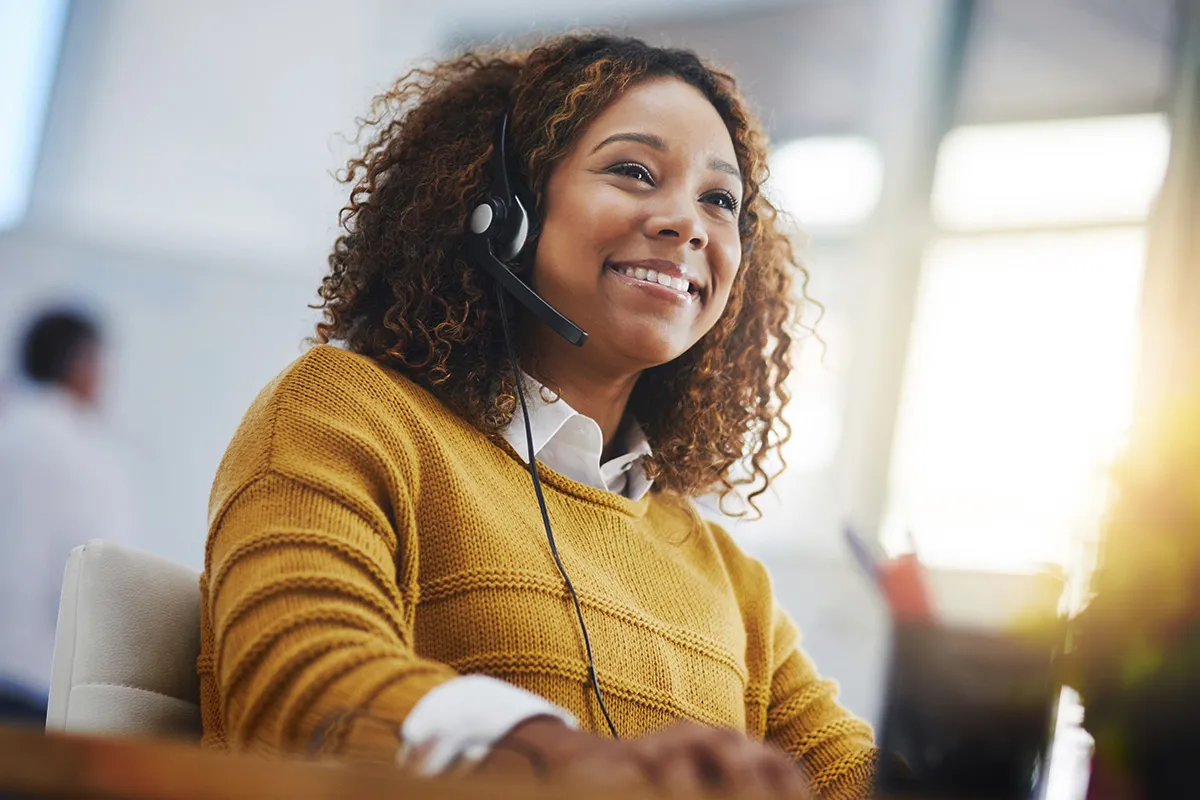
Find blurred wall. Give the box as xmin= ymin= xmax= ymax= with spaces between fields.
xmin=0 ymin=0 xmax=447 ymax=567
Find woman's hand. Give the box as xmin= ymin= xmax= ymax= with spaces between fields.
xmin=628 ymin=721 xmax=813 ymax=800
xmin=476 ymin=716 xmax=649 ymax=789
xmin=477 ymin=717 xmax=813 ymax=799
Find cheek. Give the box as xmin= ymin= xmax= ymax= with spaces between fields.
xmin=538 ymin=193 xmax=626 ymax=277
xmin=582 ymin=191 xmax=642 ymax=248
xmin=709 ymin=241 xmax=743 ymax=312
xmin=551 ymin=182 xmax=631 ymax=235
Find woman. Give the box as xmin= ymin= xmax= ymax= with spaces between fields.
xmin=199 ymin=34 xmax=876 ymax=799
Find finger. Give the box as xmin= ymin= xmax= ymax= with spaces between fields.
xmin=625 ymin=734 xmax=684 ymax=790
xmin=627 ymin=725 xmax=717 ymax=797
xmin=625 ymin=724 xmax=693 ymax=781
xmin=655 ymin=748 xmax=712 ymax=800
xmin=740 ymin=740 xmax=815 ymax=800
xmin=564 ymin=748 xmax=649 ymax=790
xmin=695 ymin=730 xmax=775 ymax=800
xmin=759 ymin=749 xmax=813 ymax=800
xmin=634 ymin=723 xmax=760 ymax=797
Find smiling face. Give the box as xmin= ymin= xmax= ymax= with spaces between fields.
xmin=529 ymin=76 xmax=744 ymax=377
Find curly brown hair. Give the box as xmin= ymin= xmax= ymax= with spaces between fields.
xmin=315 ymin=34 xmax=808 ymax=513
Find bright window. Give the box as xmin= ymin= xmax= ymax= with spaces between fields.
xmin=884 ymin=114 xmax=1167 ymax=571
xmin=932 ymin=114 xmax=1170 ymax=231
xmin=0 ymin=0 xmax=70 ymax=232
xmin=767 ymin=137 xmax=884 ymax=230
xmin=882 ymin=229 xmax=1146 ymax=570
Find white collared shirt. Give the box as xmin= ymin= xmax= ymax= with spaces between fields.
xmin=500 ymin=375 xmax=653 ymax=501
xmin=399 ymin=378 xmax=654 ymax=771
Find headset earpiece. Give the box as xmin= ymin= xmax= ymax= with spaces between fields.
xmin=498 ymin=195 xmax=529 ymax=262
xmin=469 ymin=190 xmax=526 ymax=264
xmin=469 ymin=196 xmax=505 ymax=238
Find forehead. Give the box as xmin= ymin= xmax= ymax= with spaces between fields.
xmin=577 ymin=77 xmax=737 ymax=164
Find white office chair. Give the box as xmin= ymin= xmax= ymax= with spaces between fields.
xmin=46 ymin=540 xmax=203 ymax=738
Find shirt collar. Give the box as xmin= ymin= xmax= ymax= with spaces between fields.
xmin=501 ymin=374 xmax=653 ymax=500
xmin=602 ymin=418 xmax=654 ymax=500
xmin=502 ymin=376 xmax=579 ymax=462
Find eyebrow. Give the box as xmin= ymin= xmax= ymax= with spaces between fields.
xmin=591 ymin=131 xmax=742 ymax=181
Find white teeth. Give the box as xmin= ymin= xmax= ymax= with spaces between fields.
xmin=612 ymin=264 xmax=694 ymax=294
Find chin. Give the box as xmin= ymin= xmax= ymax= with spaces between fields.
xmin=607 ymin=326 xmax=693 ymax=370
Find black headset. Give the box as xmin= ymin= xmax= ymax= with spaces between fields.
xmin=464 ymin=114 xmax=588 ymax=348
xmin=464 ymin=113 xmax=619 ymax=740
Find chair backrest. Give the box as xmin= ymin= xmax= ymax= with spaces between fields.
xmin=46 ymin=540 xmax=202 ymax=738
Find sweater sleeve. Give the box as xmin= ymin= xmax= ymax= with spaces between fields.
xmin=767 ymin=600 xmax=878 ymax=799
xmin=203 ymin=468 xmax=459 ymax=760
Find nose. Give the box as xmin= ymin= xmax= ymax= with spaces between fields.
xmin=645 ymin=193 xmax=708 ymax=250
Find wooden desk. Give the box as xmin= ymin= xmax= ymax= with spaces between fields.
xmin=0 ymin=724 xmax=640 ymax=800
xmin=0 ymin=724 xmax=1095 ymax=799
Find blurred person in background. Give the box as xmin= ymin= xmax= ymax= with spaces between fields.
xmin=201 ymin=35 xmax=874 ymax=799
xmin=0 ymin=309 xmax=135 ymax=722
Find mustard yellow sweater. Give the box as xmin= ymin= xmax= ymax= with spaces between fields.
xmin=198 ymin=345 xmax=876 ymax=796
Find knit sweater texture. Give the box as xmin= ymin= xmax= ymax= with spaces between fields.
xmin=198 ymin=345 xmax=876 ymax=796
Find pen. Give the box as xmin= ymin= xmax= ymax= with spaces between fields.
xmin=844 ymin=526 xmax=936 ymax=623
xmin=843 ymin=526 xmax=883 ymax=581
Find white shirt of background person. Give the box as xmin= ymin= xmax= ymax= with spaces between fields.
xmin=0 ymin=320 xmax=136 ymax=695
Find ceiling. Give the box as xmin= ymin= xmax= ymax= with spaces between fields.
xmin=958 ymin=0 xmax=1176 ymax=124
xmin=14 ymin=0 xmax=1181 ymax=273
xmin=459 ymin=0 xmax=1179 ymax=140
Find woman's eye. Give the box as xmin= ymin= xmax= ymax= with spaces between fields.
xmin=608 ymin=162 xmax=654 ymax=184
xmin=704 ymin=190 xmax=740 ymax=213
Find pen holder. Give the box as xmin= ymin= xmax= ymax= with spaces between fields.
xmin=875 ymin=622 xmax=1063 ymax=799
